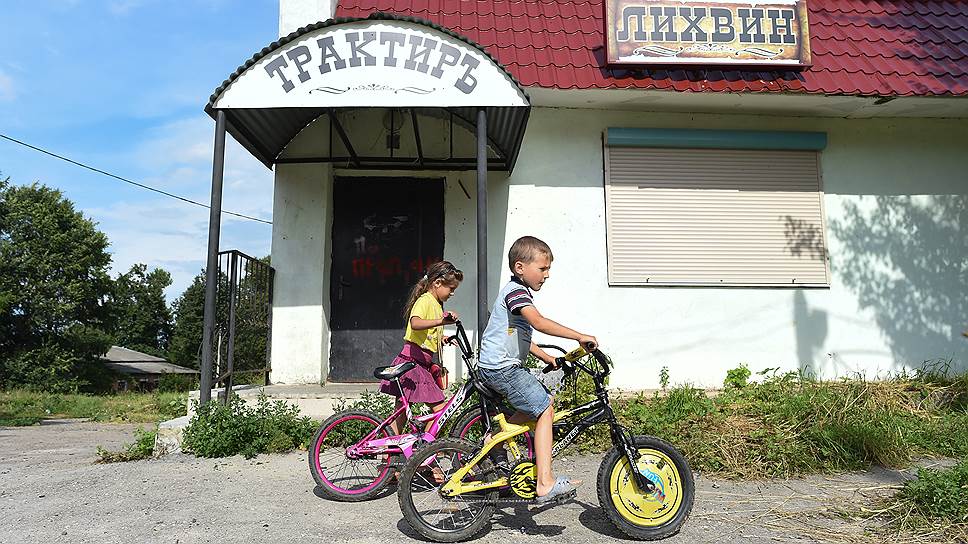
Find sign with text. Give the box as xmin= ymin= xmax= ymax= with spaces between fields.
xmin=606 ymin=0 xmax=811 ymax=67
xmin=213 ymin=20 xmax=529 ymax=109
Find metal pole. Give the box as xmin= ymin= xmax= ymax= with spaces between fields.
xmin=200 ymin=110 xmax=227 ymax=405
xmin=476 ymin=108 xmax=488 ymax=346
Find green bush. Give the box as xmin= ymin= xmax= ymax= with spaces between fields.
xmin=96 ymin=427 xmax=156 ymax=463
xmin=181 ymin=394 xmax=316 ymax=459
xmin=899 ymin=458 xmax=968 ymax=523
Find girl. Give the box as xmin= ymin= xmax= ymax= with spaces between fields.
xmin=380 ymin=260 xmax=463 ymax=434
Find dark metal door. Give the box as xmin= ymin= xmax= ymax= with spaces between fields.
xmin=328 ymin=178 xmax=444 ymax=382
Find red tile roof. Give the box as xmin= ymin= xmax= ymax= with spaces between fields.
xmin=335 ymin=0 xmax=968 ymax=96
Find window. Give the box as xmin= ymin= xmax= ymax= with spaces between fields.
xmin=604 ymin=128 xmax=829 ymax=287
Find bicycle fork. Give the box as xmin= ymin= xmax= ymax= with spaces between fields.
xmin=610 ymin=422 xmax=658 ymax=495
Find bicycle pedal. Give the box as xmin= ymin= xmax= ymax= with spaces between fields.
xmin=530 ymin=488 xmax=577 ymax=506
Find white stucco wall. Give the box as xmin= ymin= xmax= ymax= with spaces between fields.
xmin=269 ymin=105 xmax=967 ymax=389
xmin=507 ymin=107 xmax=968 ymax=389
xmin=279 ymin=0 xmax=336 ymax=36
xmin=269 ymin=119 xmax=334 ymax=384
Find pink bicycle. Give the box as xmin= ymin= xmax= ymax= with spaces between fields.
xmin=309 ymin=321 xmax=534 ymax=501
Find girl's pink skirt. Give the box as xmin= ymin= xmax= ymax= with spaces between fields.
xmin=378 ymin=342 xmax=446 ymax=404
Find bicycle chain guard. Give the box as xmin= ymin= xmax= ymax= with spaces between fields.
xmin=508 ymin=460 xmax=537 ymax=499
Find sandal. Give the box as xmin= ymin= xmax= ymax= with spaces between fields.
xmin=534 ymin=476 xmax=579 ymax=505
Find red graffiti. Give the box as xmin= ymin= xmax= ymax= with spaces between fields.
xmin=351 ymin=255 xmax=441 ymax=283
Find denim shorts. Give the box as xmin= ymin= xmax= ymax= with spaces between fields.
xmin=478 ymin=365 xmax=552 ymax=419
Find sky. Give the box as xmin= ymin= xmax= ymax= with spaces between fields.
xmin=1 ymin=0 xmax=281 ymax=302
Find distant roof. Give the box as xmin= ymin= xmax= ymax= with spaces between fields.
xmin=336 ymin=1 xmax=968 ymax=97
xmin=103 ymin=361 xmax=199 ymax=376
xmin=99 ymin=346 xmax=199 ymax=375
xmin=101 ymin=346 xmax=167 ymax=363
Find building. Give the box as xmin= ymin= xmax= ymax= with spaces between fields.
xmin=199 ymin=0 xmax=968 ymax=391
xmin=101 ymin=346 xmax=198 ymax=392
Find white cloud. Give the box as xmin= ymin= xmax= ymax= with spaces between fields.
xmin=85 ymin=114 xmax=274 ymax=302
xmin=109 ymin=0 xmax=154 ymax=15
xmin=0 ymin=69 xmax=16 ymax=101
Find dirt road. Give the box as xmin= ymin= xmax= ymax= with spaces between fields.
xmin=0 ymin=421 xmax=924 ymax=543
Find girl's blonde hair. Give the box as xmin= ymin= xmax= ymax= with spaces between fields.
xmin=402 ymin=260 xmax=464 ymax=320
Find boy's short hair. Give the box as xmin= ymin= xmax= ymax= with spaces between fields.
xmin=507 ymin=236 xmax=554 ymax=272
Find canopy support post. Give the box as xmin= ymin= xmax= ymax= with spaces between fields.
xmin=200 ymin=110 xmax=227 ymax=405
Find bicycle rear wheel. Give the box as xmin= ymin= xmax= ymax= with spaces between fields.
xmin=597 ymin=435 xmax=695 ymax=540
xmin=308 ymin=409 xmax=394 ymax=501
xmin=397 ymin=437 xmax=498 ymax=542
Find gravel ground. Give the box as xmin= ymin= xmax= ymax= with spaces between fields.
xmin=0 ymin=421 xmax=934 ymax=544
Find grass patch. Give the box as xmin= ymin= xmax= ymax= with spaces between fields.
xmin=96 ymin=427 xmax=157 ymax=463
xmin=0 ymin=390 xmax=188 ymax=426
xmin=181 ymin=394 xmax=316 ymax=459
xmin=612 ymin=367 xmax=968 ymax=479
xmin=899 ymin=458 xmax=968 ymax=523
xmin=858 ymin=458 xmax=968 ymax=543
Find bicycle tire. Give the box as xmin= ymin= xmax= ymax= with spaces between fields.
xmin=596 ymin=435 xmax=695 ymax=540
xmin=308 ymin=409 xmax=394 ymax=502
xmin=397 ymin=437 xmax=498 ymax=542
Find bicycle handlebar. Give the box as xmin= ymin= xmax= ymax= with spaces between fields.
xmin=541 ymin=346 xmax=612 ymax=378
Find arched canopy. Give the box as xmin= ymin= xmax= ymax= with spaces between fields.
xmin=205 ymin=13 xmax=531 ymax=172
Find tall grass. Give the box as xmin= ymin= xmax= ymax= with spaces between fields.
xmin=617 ymin=368 xmax=968 ymax=478
xmin=0 ymin=390 xmax=187 ymax=426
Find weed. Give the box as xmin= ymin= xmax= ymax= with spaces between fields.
xmin=899 ymin=458 xmax=968 ymax=522
xmin=723 ymin=364 xmax=752 ymax=389
xmin=96 ymin=427 xmax=156 ymax=463
xmin=333 ymin=390 xmax=394 ymax=419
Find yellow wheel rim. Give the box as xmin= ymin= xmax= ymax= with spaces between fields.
xmin=608 ymin=448 xmax=684 ymax=527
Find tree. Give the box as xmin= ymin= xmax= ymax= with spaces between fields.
xmin=0 ymin=178 xmax=114 ymax=391
xmin=110 ymin=263 xmax=173 ymax=357
xmin=169 ymin=270 xmax=205 ymax=369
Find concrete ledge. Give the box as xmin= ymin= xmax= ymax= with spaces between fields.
xmin=186 ymin=383 xmax=382 ymax=420
xmin=154 ymin=415 xmax=191 ymax=457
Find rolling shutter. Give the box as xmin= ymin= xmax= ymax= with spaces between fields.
xmin=605 ymin=146 xmax=829 ymax=286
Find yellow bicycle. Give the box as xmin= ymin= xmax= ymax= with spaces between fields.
xmin=396 ymin=346 xmax=695 ymax=541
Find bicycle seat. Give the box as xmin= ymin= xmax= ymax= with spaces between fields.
xmin=373 ymin=361 xmax=416 ymax=380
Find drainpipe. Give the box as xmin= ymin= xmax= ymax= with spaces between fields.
xmin=476 ymin=108 xmax=488 ymax=346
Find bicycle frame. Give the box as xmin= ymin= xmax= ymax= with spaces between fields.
xmin=345 ymin=321 xmax=489 ymax=460
xmin=439 ymin=348 xmax=657 ymax=497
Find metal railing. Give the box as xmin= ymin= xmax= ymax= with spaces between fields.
xmin=211 ymin=250 xmax=274 ymax=401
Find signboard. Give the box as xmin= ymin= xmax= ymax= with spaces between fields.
xmin=214 ymin=20 xmax=529 ymax=109
xmin=606 ymin=0 xmax=811 ymax=67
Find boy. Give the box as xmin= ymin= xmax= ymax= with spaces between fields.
xmin=477 ymin=235 xmax=598 ymax=504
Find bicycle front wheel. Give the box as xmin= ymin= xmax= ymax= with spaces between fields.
xmin=397 ymin=437 xmax=498 ymax=542
xmin=308 ymin=409 xmax=394 ymax=501
xmin=597 ymin=435 xmax=695 ymax=540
